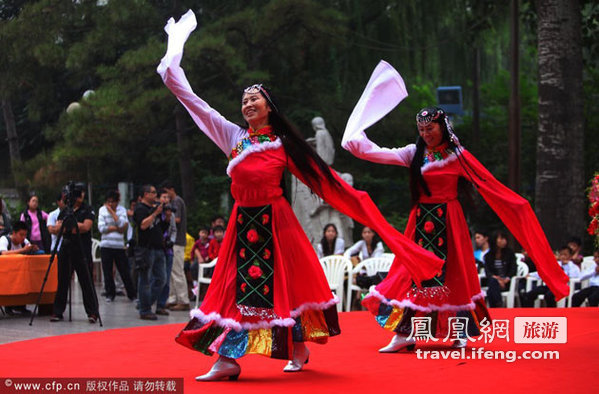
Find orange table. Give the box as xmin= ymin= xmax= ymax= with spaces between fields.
xmin=0 ymin=254 xmax=57 ymax=305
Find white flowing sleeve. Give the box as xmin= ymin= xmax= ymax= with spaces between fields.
xmin=341 ymin=60 xmax=415 ymax=167
xmin=156 ymin=10 xmax=246 ymax=155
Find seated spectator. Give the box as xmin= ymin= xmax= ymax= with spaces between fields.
xmin=473 ymin=230 xmax=490 ymax=271
xmin=0 ymin=221 xmax=38 ymax=255
xmin=345 ymin=226 xmax=384 ymax=265
xmin=208 ymin=225 xmax=225 ymax=261
xmin=571 ymin=250 xmax=599 ymax=307
xmin=20 ymin=195 xmax=50 ymax=253
xmin=0 ymin=197 xmax=11 ymax=237
xmin=0 ymin=221 xmax=37 ymax=316
xmin=483 ymin=230 xmax=517 ymax=308
xmin=208 ymin=215 xmax=226 ymax=240
xmin=191 ymin=228 xmax=210 ymax=264
xmin=317 ymin=223 xmax=345 ymax=258
xmin=521 ymin=245 xmax=580 ymax=307
xmin=567 ymin=236 xmax=583 ymax=267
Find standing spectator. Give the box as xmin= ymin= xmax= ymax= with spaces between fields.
xmin=571 ymin=250 xmax=599 ymax=307
xmin=567 ymin=236 xmax=583 ymax=267
xmin=0 ymin=197 xmax=11 ymax=236
xmin=483 ymin=230 xmax=517 ymax=307
xmin=47 ymin=192 xmax=66 ymax=253
xmin=156 ymin=189 xmax=177 ymax=315
xmin=133 ymin=184 xmax=167 ymax=320
xmin=20 ymin=195 xmax=51 ymax=253
xmin=50 ymin=186 xmax=99 ymax=323
xmin=316 ymin=223 xmax=345 ymax=258
xmin=161 ymin=181 xmax=189 ymax=311
xmin=126 ymin=197 xmax=139 ymax=289
xmin=521 ymin=245 xmax=580 ymax=307
xmin=208 ymin=225 xmax=225 ymax=261
xmin=98 ymin=190 xmax=136 ymax=303
xmin=473 ymin=230 xmax=490 ymax=270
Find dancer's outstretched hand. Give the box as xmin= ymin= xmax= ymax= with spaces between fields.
xmin=157 ymin=9 xmax=197 ymax=74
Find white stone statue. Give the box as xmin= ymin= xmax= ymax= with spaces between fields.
xmin=291 ymin=117 xmax=354 ymax=249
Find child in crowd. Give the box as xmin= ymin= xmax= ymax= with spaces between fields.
xmin=521 ymin=245 xmax=580 ymax=307
xmin=567 ymin=236 xmax=584 ymax=267
xmin=571 ymin=250 xmax=599 ymax=307
xmin=208 ymin=225 xmax=225 ymax=261
xmin=191 ymin=227 xmax=210 ymax=264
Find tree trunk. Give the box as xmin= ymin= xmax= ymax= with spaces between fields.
xmin=175 ymin=106 xmax=195 ymax=206
xmin=508 ymin=0 xmax=521 ymax=194
xmin=1 ymin=95 xmax=26 ymax=197
xmin=535 ymin=0 xmax=584 ymax=248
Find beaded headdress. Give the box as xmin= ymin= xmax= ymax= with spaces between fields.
xmin=243 ymin=84 xmax=279 ymax=113
xmin=416 ymin=107 xmax=459 ymax=146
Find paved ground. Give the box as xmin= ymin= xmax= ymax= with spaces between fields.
xmin=0 ymin=281 xmax=192 ymax=345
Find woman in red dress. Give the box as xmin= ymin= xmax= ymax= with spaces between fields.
xmin=157 ymin=11 xmax=443 ymax=381
xmin=342 ymin=61 xmax=570 ymax=352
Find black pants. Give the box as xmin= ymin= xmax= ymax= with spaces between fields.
xmin=571 ymin=286 xmax=599 ymax=307
xmin=521 ymin=285 xmax=556 ymax=307
xmin=100 ymin=247 xmax=136 ymax=300
xmin=486 ymin=277 xmax=507 ymax=308
xmin=53 ymin=241 xmax=98 ymax=317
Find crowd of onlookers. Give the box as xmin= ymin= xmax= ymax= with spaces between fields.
xmin=1 ymin=190 xmax=598 ymax=321
xmin=0 ymin=184 xmax=230 ymax=321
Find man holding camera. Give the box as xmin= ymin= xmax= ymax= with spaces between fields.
xmin=50 ymin=186 xmax=99 ymax=323
xmin=133 ymin=185 xmax=167 ymax=320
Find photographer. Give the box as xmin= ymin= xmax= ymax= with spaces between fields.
xmin=98 ymin=190 xmax=136 ymax=303
xmin=50 ymin=185 xmax=99 ymax=323
xmin=156 ymin=189 xmax=177 ymax=315
xmin=133 ymin=185 xmax=167 ymax=320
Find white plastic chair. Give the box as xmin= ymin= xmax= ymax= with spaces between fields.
xmin=319 ymin=255 xmax=352 ymax=312
xmin=501 ymin=261 xmax=529 ymax=308
xmin=194 ymin=258 xmax=218 ymax=309
xmin=91 ymin=238 xmax=102 ymax=284
xmin=382 ymin=253 xmax=395 ymax=262
xmin=346 ymin=256 xmax=393 ymax=312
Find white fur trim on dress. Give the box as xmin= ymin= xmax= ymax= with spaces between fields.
xmin=189 ymin=295 xmax=339 ymax=332
xmin=365 ymin=287 xmax=485 ymax=313
xmin=226 ymin=139 xmax=283 ymax=176
xmin=420 ymin=151 xmax=459 ymax=173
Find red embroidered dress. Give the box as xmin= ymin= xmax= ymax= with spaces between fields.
xmin=157 ymin=11 xmax=443 ymax=360
xmin=342 ymin=61 xmax=570 ymax=339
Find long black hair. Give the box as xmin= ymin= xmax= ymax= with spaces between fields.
xmin=320 ymin=223 xmax=338 ymax=257
xmin=244 ymin=86 xmax=340 ymax=193
xmin=488 ymin=230 xmax=513 ymax=261
xmin=409 ymin=108 xmax=473 ymax=206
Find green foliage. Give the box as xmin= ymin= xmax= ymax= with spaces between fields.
xmin=0 ymin=0 xmax=596 ymax=240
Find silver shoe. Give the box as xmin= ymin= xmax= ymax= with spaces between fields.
xmin=195 ymin=357 xmax=241 ymax=381
xmin=283 ymin=345 xmax=310 ymax=372
xmin=378 ymin=335 xmax=416 ymax=353
xmin=452 ymin=338 xmax=467 ymax=348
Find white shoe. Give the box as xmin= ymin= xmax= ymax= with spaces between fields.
xmin=378 ymin=335 xmax=416 ymax=353
xmin=283 ymin=344 xmax=310 ymax=372
xmin=195 ymin=357 xmax=241 ymax=381
xmin=452 ymin=339 xmax=467 ymax=348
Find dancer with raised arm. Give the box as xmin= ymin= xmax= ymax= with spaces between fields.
xmin=341 ymin=61 xmax=570 ymax=351
xmin=157 ymin=11 xmax=443 ymax=381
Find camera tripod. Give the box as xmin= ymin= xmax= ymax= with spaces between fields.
xmin=29 ymin=205 xmax=103 ymax=326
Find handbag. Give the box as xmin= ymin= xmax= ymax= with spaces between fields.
xmin=134 ymin=246 xmax=150 ymax=270
xmin=356 ymin=271 xmax=388 ymax=289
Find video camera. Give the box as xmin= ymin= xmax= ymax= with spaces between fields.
xmin=62 ymin=181 xmax=85 ymax=209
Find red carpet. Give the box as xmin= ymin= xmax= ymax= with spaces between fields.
xmin=1 ymin=309 xmax=597 ymax=393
